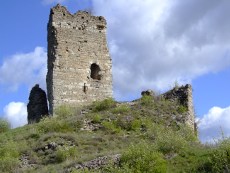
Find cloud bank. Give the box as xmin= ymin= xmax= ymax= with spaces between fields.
xmin=198 ymin=106 xmax=230 ymax=143
xmin=0 ymin=47 xmax=47 ymax=91
xmin=3 ymin=102 xmax=27 ymax=128
xmin=92 ymin=0 xmax=230 ymax=100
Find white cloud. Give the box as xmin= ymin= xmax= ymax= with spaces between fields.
xmin=92 ymin=0 xmax=230 ymax=100
xmin=198 ymin=106 xmax=230 ymax=143
xmin=0 ymin=47 xmax=47 ymax=91
xmin=3 ymin=102 xmax=27 ymax=128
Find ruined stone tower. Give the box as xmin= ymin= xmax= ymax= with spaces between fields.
xmin=46 ymin=4 xmax=113 ymax=114
xmin=163 ymin=84 xmax=195 ymax=130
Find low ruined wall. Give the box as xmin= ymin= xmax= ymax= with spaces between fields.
xmin=163 ymin=84 xmax=195 ymax=130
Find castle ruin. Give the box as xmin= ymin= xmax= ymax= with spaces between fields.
xmin=46 ymin=4 xmax=113 ymax=114
xmin=163 ymin=84 xmax=195 ymax=129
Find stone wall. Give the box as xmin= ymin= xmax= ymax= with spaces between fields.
xmin=163 ymin=84 xmax=195 ymax=130
xmin=47 ymin=4 xmax=113 ymax=114
xmin=27 ymin=84 xmax=48 ymax=123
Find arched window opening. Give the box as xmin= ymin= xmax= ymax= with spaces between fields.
xmin=90 ymin=63 xmax=101 ymax=80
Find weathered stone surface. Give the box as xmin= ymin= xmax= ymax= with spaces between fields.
xmin=46 ymin=4 xmax=113 ymax=114
xmin=163 ymin=84 xmax=195 ymax=130
xmin=27 ymin=84 xmax=48 ymax=123
xmin=66 ymin=154 xmax=121 ymax=172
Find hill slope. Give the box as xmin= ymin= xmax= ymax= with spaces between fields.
xmin=0 ymin=96 xmax=229 ymax=173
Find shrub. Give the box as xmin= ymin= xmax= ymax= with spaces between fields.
xmin=140 ymin=95 xmax=154 ymax=106
xmin=119 ymin=142 xmax=167 ymax=173
xmin=0 ymin=142 xmax=20 ymax=172
xmin=92 ymin=98 xmax=116 ymax=112
xmin=0 ymin=119 xmax=10 ymax=133
xmin=54 ymin=105 xmax=75 ymax=118
xmin=102 ymin=121 xmax=121 ymax=134
xmin=209 ymin=139 xmax=230 ymax=172
xmin=56 ymin=146 xmax=78 ymax=163
xmin=37 ymin=117 xmax=75 ymax=133
xmin=91 ymin=114 xmax=102 ymax=123
xmin=112 ymin=105 xmax=130 ymax=114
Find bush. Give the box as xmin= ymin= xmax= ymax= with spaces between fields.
xmin=112 ymin=105 xmax=130 ymax=114
xmin=56 ymin=146 xmax=78 ymax=163
xmin=119 ymin=142 xmax=167 ymax=173
xmin=91 ymin=114 xmax=102 ymax=123
xmin=209 ymin=139 xmax=230 ymax=172
xmin=54 ymin=105 xmax=75 ymax=118
xmin=37 ymin=117 xmax=75 ymax=133
xmin=140 ymin=95 xmax=154 ymax=106
xmin=0 ymin=119 xmax=10 ymax=133
xmin=0 ymin=142 xmax=20 ymax=172
xmin=92 ymin=98 xmax=116 ymax=112
xmin=102 ymin=121 xmax=121 ymax=134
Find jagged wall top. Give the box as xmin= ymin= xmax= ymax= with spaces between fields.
xmin=48 ymin=4 xmax=106 ymax=31
xmin=46 ymin=4 xmax=113 ymax=114
xmin=163 ymin=84 xmax=195 ymax=130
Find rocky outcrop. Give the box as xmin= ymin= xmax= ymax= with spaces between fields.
xmin=27 ymin=84 xmax=49 ymax=124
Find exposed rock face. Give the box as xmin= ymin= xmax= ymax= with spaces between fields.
xmin=163 ymin=84 xmax=195 ymax=130
xmin=27 ymin=84 xmax=49 ymax=124
xmin=46 ymin=4 xmax=113 ymax=114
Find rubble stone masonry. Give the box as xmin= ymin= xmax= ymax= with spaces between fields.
xmin=46 ymin=4 xmax=112 ymax=114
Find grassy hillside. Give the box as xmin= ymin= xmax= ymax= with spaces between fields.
xmin=0 ymin=95 xmax=229 ymax=173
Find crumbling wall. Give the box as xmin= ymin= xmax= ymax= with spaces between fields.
xmin=47 ymin=4 xmax=113 ymax=114
xmin=27 ymin=84 xmax=49 ymax=123
xmin=163 ymin=84 xmax=195 ymax=130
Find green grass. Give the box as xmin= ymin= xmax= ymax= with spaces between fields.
xmin=0 ymin=119 xmax=10 ymax=133
xmin=0 ymin=98 xmax=229 ymax=172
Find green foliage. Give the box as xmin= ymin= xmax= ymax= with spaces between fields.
xmin=56 ymin=146 xmax=78 ymax=163
xmin=102 ymin=121 xmax=121 ymax=134
xmin=37 ymin=117 xmax=74 ymax=133
xmin=91 ymin=114 xmax=102 ymax=123
xmin=92 ymin=98 xmax=116 ymax=112
xmin=0 ymin=119 xmax=10 ymax=133
xmin=0 ymin=142 xmax=20 ymax=172
xmin=118 ymin=142 xmax=167 ymax=173
xmin=209 ymin=139 xmax=230 ymax=172
xmin=54 ymin=105 xmax=75 ymax=118
xmin=177 ymin=105 xmax=188 ymax=114
xmin=140 ymin=95 xmax=154 ymax=106
xmin=112 ymin=105 xmax=130 ymax=114
xmin=0 ymin=98 xmax=228 ymax=173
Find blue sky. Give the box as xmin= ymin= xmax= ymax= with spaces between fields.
xmin=0 ymin=0 xmax=230 ymax=143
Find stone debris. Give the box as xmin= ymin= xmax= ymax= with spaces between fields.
xmin=80 ymin=119 xmax=102 ymax=131
xmin=66 ymin=154 xmax=121 ymax=172
xmin=19 ymin=154 xmax=37 ymax=169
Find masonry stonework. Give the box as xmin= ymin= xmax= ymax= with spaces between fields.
xmin=163 ymin=84 xmax=195 ymax=129
xmin=47 ymin=4 xmax=113 ymax=114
